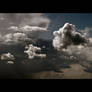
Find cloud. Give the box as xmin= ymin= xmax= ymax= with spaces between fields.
xmin=78 ymin=27 xmax=92 ymax=38
xmin=0 ymin=13 xmax=50 ymax=46
xmin=53 ymin=23 xmax=88 ymax=50
xmin=52 ymin=23 xmax=92 ymax=68
xmin=0 ymin=13 xmax=50 ymax=27
xmin=1 ymin=32 xmax=31 ymax=45
xmin=0 ymin=34 xmax=3 ymax=42
xmin=24 ymin=44 xmax=46 ymax=59
xmin=4 ymin=24 xmax=49 ymax=46
xmin=8 ymin=25 xmax=48 ymax=36
xmin=0 ymin=13 xmax=49 ymax=62
xmin=0 ymin=52 xmax=15 ymax=61
xmin=7 ymin=61 xmax=14 ymax=64
xmin=0 ymin=13 xmax=50 ymax=35
xmin=23 ymin=13 xmax=50 ymax=28
xmin=1 ymin=25 xmax=48 ymax=45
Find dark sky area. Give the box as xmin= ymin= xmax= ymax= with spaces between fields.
xmin=40 ymin=13 xmax=92 ymax=39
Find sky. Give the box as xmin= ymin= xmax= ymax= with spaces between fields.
xmin=40 ymin=13 xmax=92 ymax=39
xmin=1 ymin=13 xmax=92 ymax=41
xmin=0 ymin=13 xmax=92 ymax=78
xmin=0 ymin=13 xmax=92 ymax=40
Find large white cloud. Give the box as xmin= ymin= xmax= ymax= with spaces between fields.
xmin=53 ymin=23 xmax=88 ymax=50
xmin=52 ymin=23 xmax=92 ymax=68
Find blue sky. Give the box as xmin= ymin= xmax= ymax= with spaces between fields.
xmin=40 ymin=13 xmax=92 ymax=39
xmin=47 ymin=13 xmax=92 ymax=29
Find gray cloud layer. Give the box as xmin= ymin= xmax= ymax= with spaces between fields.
xmin=0 ymin=13 xmax=50 ymax=45
xmin=0 ymin=13 xmax=50 ymax=35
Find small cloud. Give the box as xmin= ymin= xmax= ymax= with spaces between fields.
xmin=0 ymin=52 xmax=15 ymax=61
xmin=7 ymin=61 xmax=14 ymax=64
xmin=24 ymin=44 xmax=46 ymax=59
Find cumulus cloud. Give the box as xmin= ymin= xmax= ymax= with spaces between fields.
xmin=24 ymin=44 xmax=46 ymax=59
xmin=1 ymin=25 xmax=48 ymax=45
xmin=59 ymin=44 xmax=92 ymax=68
xmin=53 ymin=23 xmax=88 ymax=50
xmin=0 ymin=13 xmax=50 ymax=45
xmin=7 ymin=61 xmax=14 ymax=64
xmin=1 ymin=32 xmax=31 ymax=45
xmin=0 ymin=52 xmax=15 ymax=61
xmin=0 ymin=13 xmax=49 ymax=64
xmin=53 ymin=23 xmax=92 ymax=68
